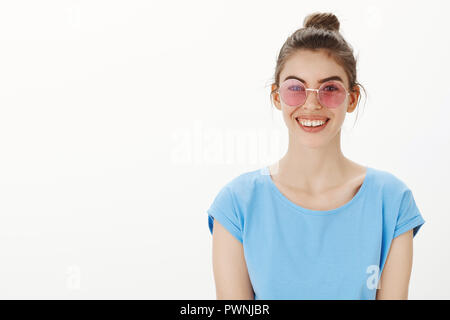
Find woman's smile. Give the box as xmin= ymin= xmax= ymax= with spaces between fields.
xmin=296 ymin=117 xmax=330 ymax=133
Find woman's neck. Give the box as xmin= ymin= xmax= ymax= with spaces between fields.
xmin=270 ymin=140 xmax=355 ymax=194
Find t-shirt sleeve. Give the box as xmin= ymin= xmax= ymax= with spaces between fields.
xmin=393 ymin=188 xmax=425 ymax=239
xmin=207 ymin=185 xmax=243 ymax=244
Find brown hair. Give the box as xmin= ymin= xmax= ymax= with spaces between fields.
xmin=270 ymin=12 xmax=367 ymax=126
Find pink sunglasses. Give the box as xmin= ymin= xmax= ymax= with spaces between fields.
xmin=276 ymin=79 xmax=350 ymax=109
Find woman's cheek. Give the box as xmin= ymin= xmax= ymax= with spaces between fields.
xmin=282 ymin=107 xmax=296 ymax=124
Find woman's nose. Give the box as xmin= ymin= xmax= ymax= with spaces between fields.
xmin=302 ymin=90 xmax=322 ymax=110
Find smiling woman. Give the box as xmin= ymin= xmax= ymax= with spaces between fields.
xmin=206 ymin=11 xmax=425 ymax=300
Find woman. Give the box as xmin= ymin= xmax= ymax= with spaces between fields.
xmin=206 ymin=12 xmax=425 ymax=300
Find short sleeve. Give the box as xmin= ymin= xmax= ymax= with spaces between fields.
xmin=393 ymin=188 xmax=425 ymax=239
xmin=207 ymin=185 xmax=243 ymax=244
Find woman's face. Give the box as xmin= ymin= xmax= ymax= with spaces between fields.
xmin=272 ymin=49 xmax=360 ymax=148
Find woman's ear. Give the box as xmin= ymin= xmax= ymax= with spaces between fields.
xmin=271 ymin=84 xmax=282 ymax=111
xmin=347 ymin=85 xmax=360 ymax=113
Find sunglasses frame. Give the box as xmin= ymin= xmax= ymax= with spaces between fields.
xmin=276 ymin=79 xmax=351 ymax=108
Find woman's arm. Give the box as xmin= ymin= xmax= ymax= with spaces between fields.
xmin=376 ymin=229 xmax=414 ymax=300
xmin=211 ymin=219 xmax=254 ymax=299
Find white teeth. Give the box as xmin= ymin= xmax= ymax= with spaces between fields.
xmin=297 ymin=119 xmax=327 ymax=127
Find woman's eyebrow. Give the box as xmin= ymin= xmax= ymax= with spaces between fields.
xmin=283 ymin=75 xmax=343 ymax=84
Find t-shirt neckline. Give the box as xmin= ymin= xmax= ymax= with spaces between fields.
xmin=260 ymin=165 xmax=373 ymax=216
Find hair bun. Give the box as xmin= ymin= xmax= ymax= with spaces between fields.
xmin=303 ymin=12 xmax=340 ymax=32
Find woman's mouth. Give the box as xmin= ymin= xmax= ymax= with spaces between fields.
xmin=296 ymin=118 xmax=330 ymax=133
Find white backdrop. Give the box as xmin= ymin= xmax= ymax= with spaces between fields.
xmin=0 ymin=0 xmax=448 ymax=299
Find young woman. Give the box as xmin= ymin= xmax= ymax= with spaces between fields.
xmin=206 ymin=12 xmax=425 ymax=300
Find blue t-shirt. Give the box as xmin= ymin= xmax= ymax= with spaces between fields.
xmin=206 ymin=165 xmax=425 ymax=300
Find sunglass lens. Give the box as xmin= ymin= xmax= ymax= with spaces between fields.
xmin=279 ymin=79 xmax=306 ymax=107
xmin=318 ymin=81 xmax=347 ymax=108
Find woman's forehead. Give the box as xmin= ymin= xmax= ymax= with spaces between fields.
xmin=281 ymin=50 xmax=348 ymax=85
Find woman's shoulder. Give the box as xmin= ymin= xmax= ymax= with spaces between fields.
xmin=206 ymin=166 xmax=269 ymax=235
xmin=368 ymin=166 xmax=425 ymax=239
xmin=368 ymin=166 xmax=413 ymax=193
xmin=221 ymin=166 xmax=268 ymax=195
xmin=367 ymin=167 xmax=420 ymax=212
